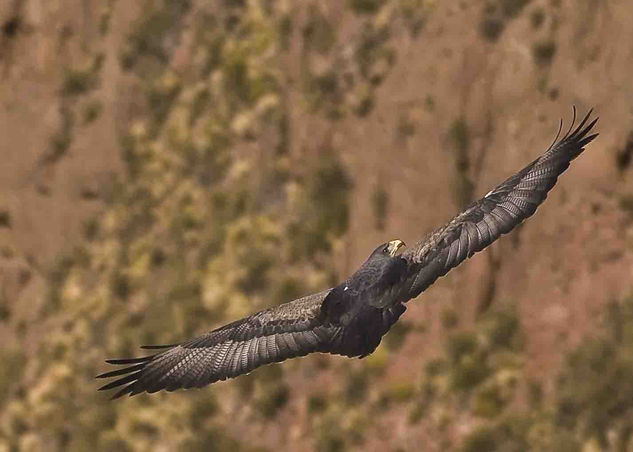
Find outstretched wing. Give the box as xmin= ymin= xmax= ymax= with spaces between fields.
xmin=397 ymin=108 xmax=598 ymax=301
xmin=98 ymin=290 xmax=339 ymax=399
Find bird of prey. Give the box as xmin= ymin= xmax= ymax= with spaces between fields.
xmin=98 ymin=109 xmax=598 ymax=399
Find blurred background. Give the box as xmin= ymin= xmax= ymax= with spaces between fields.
xmin=1 ymin=0 xmax=633 ymax=450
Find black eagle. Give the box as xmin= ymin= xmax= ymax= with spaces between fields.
xmin=98 ymin=109 xmax=598 ymax=399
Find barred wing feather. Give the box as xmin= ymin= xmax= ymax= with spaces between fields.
xmin=397 ymin=109 xmax=598 ymax=301
xmin=98 ymin=290 xmax=337 ymax=399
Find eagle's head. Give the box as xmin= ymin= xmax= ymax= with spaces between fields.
xmin=385 ymin=239 xmax=406 ymax=256
xmin=371 ymin=239 xmax=406 ymax=258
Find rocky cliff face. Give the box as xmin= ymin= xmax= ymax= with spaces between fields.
xmin=1 ymin=1 xmax=633 ymax=451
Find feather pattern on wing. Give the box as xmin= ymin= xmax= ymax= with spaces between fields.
xmin=98 ymin=290 xmax=337 ymax=398
xmin=397 ymin=108 xmax=598 ymax=301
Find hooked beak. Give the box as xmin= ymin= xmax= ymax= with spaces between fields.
xmin=387 ymin=239 xmax=406 ymax=257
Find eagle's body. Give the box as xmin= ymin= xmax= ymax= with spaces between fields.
xmin=321 ymin=241 xmax=408 ymax=357
xmin=99 ymin=109 xmax=598 ymax=399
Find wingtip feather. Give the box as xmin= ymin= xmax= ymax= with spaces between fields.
xmin=105 ymin=356 xmax=153 ymax=365
xmin=111 ymin=385 xmax=135 ymax=400
xmin=96 ymin=363 xmax=145 ymax=379
xmin=98 ymin=372 xmax=142 ymax=392
xmin=140 ymin=344 xmax=178 ymax=350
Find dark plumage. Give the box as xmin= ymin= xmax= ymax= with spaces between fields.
xmin=98 ymin=108 xmax=598 ymax=399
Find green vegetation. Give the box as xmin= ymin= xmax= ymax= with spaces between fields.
xmin=449 ymin=116 xmax=475 ymax=207
xmin=288 ymin=154 xmax=352 ymax=259
xmin=371 ymin=184 xmax=389 ymax=231
xmin=407 ymin=303 xmax=525 ymax=448
xmin=352 ymin=85 xmax=375 ymax=117
xmin=424 ymin=94 xmax=435 ymax=112
xmin=119 ymin=0 xmax=191 ymax=71
xmin=1 ymin=16 xmax=20 ymax=39
xmin=461 ymin=416 xmax=531 ymax=452
xmin=98 ymin=0 xmax=117 ymax=36
xmin=479 ymin=0 xmax=530 ymax=43
xmin=397 ymin=111 xmax=416 ymax=140
xmin=62 ymin=53 xmax=104 ymax=97
xmin=1 ymin=2 xmax=366 ymax=450
xmin=308 ymin=392 xmax=328 ymax=413
xmin=532 ymin=39 xmax=557 ymax=66
xmin=383 ymin=320 xmax=413 ymax=350
xmin=355 ymin=23 xmax=394 ymax=84
xmin=616 ymin=131 xmax=633 ymax=172
xmin=440 ymin=307 xmax=459 ymax=330
xmin=0 ymin=210 xmax=10 ymax=228
xmin=618 ymin=195 xmax=633 ymax=218
xmin=83 ymin=100 xmax=103 ymax=124
xmin=530 ymin=8 xmax=545 ymax=29
xmin=349 ymin=0 xmax=387 ymax=15
xmin=399 ymin=0 xmax=432 ymax=37
xmin=48 ymin=106 xmax=74 ymax=164
xmin=299 ymin=0 xmax=419 ymax=122
xmin=2 ymin=1 xmax=629 ymax=451
xmin=553 ymin=300 xmax=633 ymax=449
xmin=48 ymin=50 xmax=105 ymax=170
xmin=0 ymin=349 xmax=25 ymax=406
xmin=406 ymin=298 xmax=633 ymax=450
xmin=499 ymin=0 xmax=531 ymax=18
xmin=63 ymin=67 xmax=96 ymax=96
xmin=254 ymin=380 xmax=290 ymax=419
xmin=303 ymin=6 xmax=336 ymax=54
xmin=450 ymin=117 xmax=469 ymax=156
xmin=480 ymin=17 xmax=505 ymax=42
xmin=0 ymin=290 xmax=10 ymax=321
